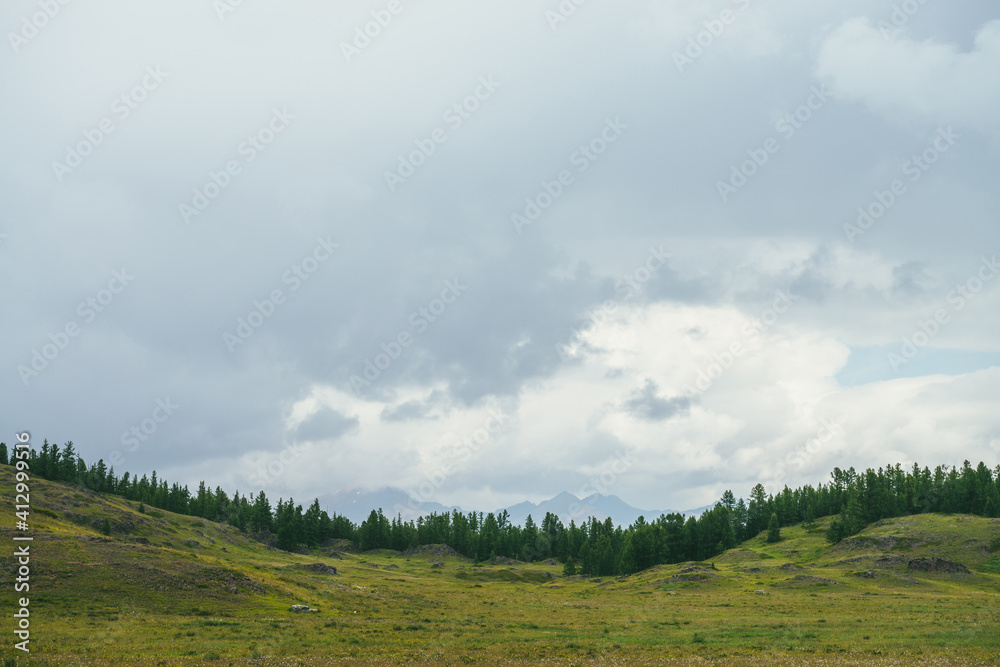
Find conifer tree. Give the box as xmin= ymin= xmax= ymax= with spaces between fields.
xmin=766 ymin=513 xmax=781 ymax=543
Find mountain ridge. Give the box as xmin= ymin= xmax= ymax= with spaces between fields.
xmin=318 ymin=486 xmax=712 ymax=526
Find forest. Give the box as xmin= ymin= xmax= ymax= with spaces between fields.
xmin=4 ymin=439 xmax=999 ymax=576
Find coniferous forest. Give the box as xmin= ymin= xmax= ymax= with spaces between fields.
xmin=5 ymin=439 xmax=999 ymax=577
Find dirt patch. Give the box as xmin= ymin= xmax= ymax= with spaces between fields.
xmin=716 ymin=549 xmax=762 ymax=563
xmin=781 ymin=575 xmax=840 ymax=586
xmin=833 ymin=556 xmax=867 ymax=566
xmin=833 ymin=536 xmax=924 ymax=552
xmin=670 ymin=566 xmax=718 ymax=583
xmin=873 ymin=555 xmax=908 ymax=568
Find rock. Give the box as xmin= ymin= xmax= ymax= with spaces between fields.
xmin=403 ymin=544 xmax=464 ymax=559
xmin=430 ymin=561 xmax=444 ymax=569
xmin=907 ymin=558 xmax=970 ymax=575
xmin=542 ymin=559 xmax=558 ymax=566
xmin=327 ymin=551 xmax=343 ymax=559
xmin=295 ymin=563 xmax=338 ymax=576
xmin=385 ymin=564 xmax=399 ymax=570
xmin=132 ymin=537 xmax=151 ymax=545
xmin=220 ymin=547 xmax=228 ymax=553
xmin=755 ymin=590 xmax=767 ymax=595
xmin=855 ymin=570 xmax=878 ymax=579
xmin=290 ymin=605 xmax=319 ymax=613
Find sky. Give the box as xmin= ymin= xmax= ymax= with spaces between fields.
xmin=2 ymin=0 xmax=999 ymax=515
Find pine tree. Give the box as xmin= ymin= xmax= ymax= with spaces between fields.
xmin=844 ymin=490 xmax=867 ymax=536
xmin=803 ymin=502 xmax=816 ymax=528
xmin=0 ymin=442 xmax=7 ymax=465
xmin=563 ymin=557 xmax=577 ymax=576
xmin=101 ymin=518 xmax=112 ymax=536
xmin=766 ymin=513 xmax=781 ymax=543
xmin=59 ymin=442 xmax=77 ymax=483
xmin=579 ymin=540 xmax=593 ymax=576
xmin=826 ymin=518 xmax=844 ymax=543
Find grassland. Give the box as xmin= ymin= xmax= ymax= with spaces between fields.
xmin=2 ymin=468 xmax=1000 ymax=665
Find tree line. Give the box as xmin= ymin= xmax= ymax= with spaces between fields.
xmin=2 ymin=440 xmax=998 ymax=576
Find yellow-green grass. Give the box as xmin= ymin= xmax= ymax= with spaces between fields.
xmin=2 ymin=468 xmax=999 ymax=665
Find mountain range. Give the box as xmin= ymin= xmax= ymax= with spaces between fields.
xmin=318 ymin=487 xmax=712 ymax=527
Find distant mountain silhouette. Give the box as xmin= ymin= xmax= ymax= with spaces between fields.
xmin=320 ymin=487 xmax=711 ymax=526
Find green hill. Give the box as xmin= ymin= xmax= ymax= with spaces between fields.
xmin=2 ymin=468 xmax=1000 ymax=665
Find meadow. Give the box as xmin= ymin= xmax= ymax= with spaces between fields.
xmin=2 ymin=469 xmax=999 ymax=665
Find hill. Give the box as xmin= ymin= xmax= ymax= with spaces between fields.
xmin=3 ymin=467 xmax=1000 ymax=665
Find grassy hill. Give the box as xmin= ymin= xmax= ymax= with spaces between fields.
xmin=3 ymin=467 xmax=1000 ymax=665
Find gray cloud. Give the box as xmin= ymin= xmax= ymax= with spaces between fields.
xmin=623 ymin=380 xmax=692 ymax=422
xmin=3 ymin=1 xmax=998 ymax=512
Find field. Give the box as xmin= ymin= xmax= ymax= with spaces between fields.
xmin=2 ymin=468 xmax=1000 ymax=665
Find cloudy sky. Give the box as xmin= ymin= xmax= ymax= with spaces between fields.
xmin=3 ymin=0 xmax=998 ymax=515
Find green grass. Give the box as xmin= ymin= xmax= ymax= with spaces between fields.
xmin=2 ymin=467 xmax=1000 ymax=665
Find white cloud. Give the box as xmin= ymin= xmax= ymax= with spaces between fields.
xmin=817 ymin=18 xmax=1000 ymax=135
xmin=248 ymin=297 xmax=998 ymax=511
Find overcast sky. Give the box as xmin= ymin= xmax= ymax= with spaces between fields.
xmin=3 ymin=0 xmax=998 ymax=514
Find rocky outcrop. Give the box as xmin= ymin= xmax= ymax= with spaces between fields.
xmin=294 ymin=563 xmax=338 ymax=576
xmin=907 ymin=558 xmax=970 ymax=574
xmin=290 ymin=605 xmax=319 ymax=613
xmin=402 ymin=544 xmax=463 ymax=559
